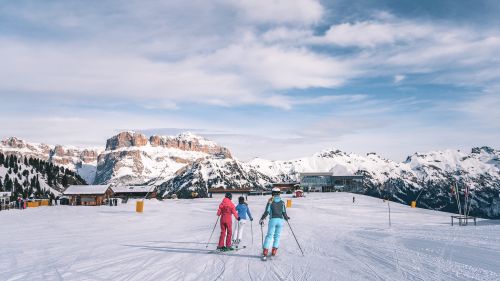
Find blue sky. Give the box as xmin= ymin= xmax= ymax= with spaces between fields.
xmin=0 ymin=0 xmax=499 ymax=161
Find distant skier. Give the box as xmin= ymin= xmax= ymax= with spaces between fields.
xmin=234 ymin=196 xmax=253 ymax=245
xmin=259 ymin=187 xmax=290 ymax=258
xmin=217 ymin=192 xmax=239 ymax=251
xmin=353 ymin=196 xmax=355 ymax=203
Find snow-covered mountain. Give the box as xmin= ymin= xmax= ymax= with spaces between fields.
xmin=0 ymin=137 xmax=101 ymax=184
xmin=0 ymin=152 xmax=86 ymax=198
xmin=160 ymin=146 xmax=500 ymax=218
xmin=1 ymin=133 xmax=499 ymax=218
xmin=95 ymin=131 xmax=232 ymax=185
xmin=158 ymin=158 xmax=273 ymax=198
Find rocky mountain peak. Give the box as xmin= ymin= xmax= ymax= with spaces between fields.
xmin=95 ymin=131 xmax=233 ymax=185
xmin=148 ymin=132 xmax=231 ymax=158
xmin=471 ymin=146 xmax=496 ymax=155
xmin=315 ymin=148 xmax=346 ymax=158
xmin=2 ymin=137 xmax=29 ymax=149
xmin=105 ymin=131 xmax=148 ymax=150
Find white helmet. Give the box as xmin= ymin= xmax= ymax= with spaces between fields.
xmin=271 ymin=187 xmax=281 ymax=195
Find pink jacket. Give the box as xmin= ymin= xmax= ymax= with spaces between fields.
xmin=217 ymin=198 xmax=238 ymax=219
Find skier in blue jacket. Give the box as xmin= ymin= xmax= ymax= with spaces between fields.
xmin=235 ymin=196 xmax=253 ymax=244
xmin=259 ymin=187 xmax=290 ymax=257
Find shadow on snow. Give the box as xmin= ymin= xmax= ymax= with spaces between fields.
xmin=122 ymin=244 xmax=261 ymax=259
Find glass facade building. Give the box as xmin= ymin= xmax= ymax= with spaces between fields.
xmin=299 ymin=173 xmax=364 ymax=193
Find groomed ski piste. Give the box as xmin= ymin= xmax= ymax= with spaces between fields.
xmin=1 ymin=193 xmax=499 ymax=281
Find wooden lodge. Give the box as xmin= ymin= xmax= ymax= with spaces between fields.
xmin=208 ymin=188 xmax=252 ymax=198
xmin=63 ymin=185 xmax=113 ymax=206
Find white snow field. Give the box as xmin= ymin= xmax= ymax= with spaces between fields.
xmin=1 ymin=193 xmax=499 ymax=281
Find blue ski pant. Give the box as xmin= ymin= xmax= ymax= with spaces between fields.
xmin=263 ymin=218 xmax=284 ymax=249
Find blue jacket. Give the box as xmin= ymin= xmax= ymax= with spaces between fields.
xmin=236 ymin=203 xmax=253 ymax=220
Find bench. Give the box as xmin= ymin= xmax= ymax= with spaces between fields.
xmin=451 ymin=215 xmax=476 ymax=226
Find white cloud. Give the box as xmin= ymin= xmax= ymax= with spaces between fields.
xmin=0 ymin=37 xmax=357 ymax=110
xmin=261 ymin=27 xmax=313 ymax=43
xmin=230 ymin=0 xmax=323 ymax=25
xmin=318 ymin=20 xmax=431 ymax=47
xmin=203 ymin=43 xmax=354 ymax=90
xmin=394 ymin=74 xmax=405 ymax=83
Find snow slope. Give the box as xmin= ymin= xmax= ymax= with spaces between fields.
xmin=1 ymin=193 xmax=498 ymax=281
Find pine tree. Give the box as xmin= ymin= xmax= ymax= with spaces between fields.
xmin=35 ymin=176 xmax=41 ymax=191
xmin=62 ymin=174 xmax=69 ymax=187
xmin=0 ymin=177 xmax=3 ymax=191
xmin=24 ymin=157 xmax=28 ymax=166
xmin=5 ymin=177 xmax=13 ymax=192
xmin=0 ymin=153 xmax=4 ymax=165
xmin=9 ymin=155 xmax=15 ymax=168
xmin=14 ymin=178 xmax=22 ymax=197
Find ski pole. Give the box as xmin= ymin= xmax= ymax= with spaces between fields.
xmin=251 ymin=221 xmax=254 ymax=246
xmin=206 ymin=216 xmax=220 ymax=248
xmin=286 ymin=220 xmax=304 ymax=256
xmin=232 ymin=220 xmax=238 ymax=243
xmin=261 ymin=223 xmax=265 ymax=249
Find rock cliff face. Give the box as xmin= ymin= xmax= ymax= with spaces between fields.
xmin=94 ymin=131 xmax=233 ymax=185
xmin=149 ymin=132 xmax=232 ymax=158
xmin=0 ymin=137 xmax=101 ymax=184
xmin=105 ymin=132 xmax=149 ymax=150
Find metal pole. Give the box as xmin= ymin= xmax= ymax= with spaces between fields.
xmin=260 ymin=222 xmax=265 ymax=249
xmin=456 ymin=183 xmax=462 ymax=216
xmin=206 ymin=216 xmax=220 ymax=248
xmin=388 ymin=201 xmax=392 ymax=227
xmin=251 ymin=221 xmax=254 ymax=246
xmin=286 ymin=220 xmax=305 ymax=256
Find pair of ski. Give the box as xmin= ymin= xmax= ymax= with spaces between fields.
xmin=213 ymin=243 xmax=246 ymax=254
xmin=261 ymin=254 xmax=277 ymax=261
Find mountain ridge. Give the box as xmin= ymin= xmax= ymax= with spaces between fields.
xmin=1 ymin=133 xmax=498 ymax=218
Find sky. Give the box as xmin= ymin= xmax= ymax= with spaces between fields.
xmin=0 ymin=0 xmax=499 ymax=161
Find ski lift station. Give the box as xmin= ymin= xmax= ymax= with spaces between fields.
xmin=299 ymin=173 xmax=364 ymax=193
xmin=111 ymin=185 xmax=158 ymax=199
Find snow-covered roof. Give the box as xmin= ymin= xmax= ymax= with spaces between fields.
xmin=111 ymin=185 xmax=156 ymax=193
xmin=0 ymin=192 xmax=11 ymax=198
xmin=64 ymin=185 xmax=110 ymax=195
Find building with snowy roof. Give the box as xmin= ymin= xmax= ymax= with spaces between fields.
xmin=0 ymin=192 xmax=11 ymax=210
xmin=63 ymin=185 xmax=113 ymax=206
xmin=111 ymin=186 xmax=157 ymax=199
xmin=299 ymin=173 xmax=364 ymax=193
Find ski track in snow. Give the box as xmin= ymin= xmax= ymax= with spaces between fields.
xmin=1 ymin=193 xmax=500 ymax=281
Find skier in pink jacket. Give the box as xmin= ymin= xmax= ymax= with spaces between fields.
xmin=217 ymin=192 xmax=239 ymax=251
